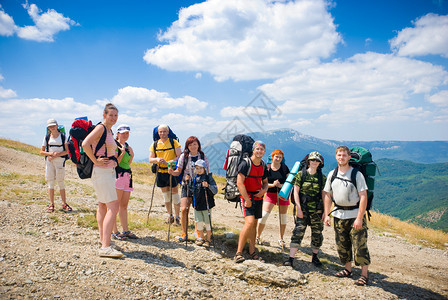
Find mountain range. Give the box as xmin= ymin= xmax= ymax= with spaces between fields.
xmin=201 ymin=128 xmax=448 ymax=175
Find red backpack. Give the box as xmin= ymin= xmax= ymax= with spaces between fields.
xmin=67 ymin=119 xmax=107 ymax=179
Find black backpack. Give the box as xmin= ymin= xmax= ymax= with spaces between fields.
xmin=223 ymin=134 xmax=255 ymax=205
xmin=67 ymin=119 xmax=109 ymax=179
xmin=330 ymin=146 xmax=378 ymax=219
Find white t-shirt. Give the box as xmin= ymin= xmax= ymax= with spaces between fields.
xmin=324 ymin=167 xmax=368 ymax=219
xmin=42 ymin=133 xmax=67 ymax=153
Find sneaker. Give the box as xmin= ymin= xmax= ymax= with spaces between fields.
xmin=312 ymin=254 xmax=322 ymax=267
xmin=174 ymin=216 xmax=181 ymax=226
xmin=98 ymin=241 xmax=122 ymax=252
xmin=284 ymin=257 xmax=294 ymax=267
xmin=178 ymin=234 xmax=187 ymax=242
xmin=98 ymin=246 xmax=124 ymax=258
xmin=278 ymin=239 xmax=286 ymax=248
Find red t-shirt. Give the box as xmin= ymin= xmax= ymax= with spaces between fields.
xmin=238 ymin=158 xmax=268 ymax=201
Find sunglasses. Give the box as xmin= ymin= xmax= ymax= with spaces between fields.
xmin=309 ymin=159 xmax=320 ymax=162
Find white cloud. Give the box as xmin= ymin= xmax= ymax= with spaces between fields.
xmin=0 ymin=74 xmax=17 ymax=98
xmin=390 ymin=13 xmax=448 ymax=58
xmin=0 ymin=6 xmax=17 ymax=36
xmin=0 ymin=86 xmax=17 ymax=98
xmin=111 ymin=86 xmax=208 ymax=113
xmin=16 ymin=3 xmax=78 ymax=42
xmin=144 ymin=0 xmax=340 ymax=81
xmin=260 ymin=52 xmax=448 ymax=125
xmin=428 ymin=90 xmax=448 ymax=106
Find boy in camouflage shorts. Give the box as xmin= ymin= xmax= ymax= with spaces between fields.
xmin=285 ymin=151 xmax=326 ymax=267
xmin=324 ymin=146 xmax=370 ymax=286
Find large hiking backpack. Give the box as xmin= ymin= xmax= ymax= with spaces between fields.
xmin=44 ymin=125 xmax=69 ymax=165
xmin=223 ymin=134 xmax=255 ymax=204
xmin=330 ymin=146 xmax=378 ymax=219
xmin=151 ymin=125 xmax=179 ymax=174
xmin=67 ymin=119 xmax=108 ymax=179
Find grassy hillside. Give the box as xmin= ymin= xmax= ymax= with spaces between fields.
xmin=375 ymin=159 xmax=448 ymax=232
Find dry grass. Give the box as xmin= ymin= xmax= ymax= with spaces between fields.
xmin=369 ymin=211 xmax=448 ymax=249
xmin=0 ymin=138 xmax=41 ymax=155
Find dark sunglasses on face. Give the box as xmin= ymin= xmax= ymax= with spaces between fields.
xmin=309 ymin=159 xmax=320 ymax=162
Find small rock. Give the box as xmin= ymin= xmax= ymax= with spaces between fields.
xmin=24 ymin=279 xmax=33 ymax=284
xmin=58 ymin=262 xmax=68 ymax=268
xmin=45 ymin=232 xmax=51 ymax=237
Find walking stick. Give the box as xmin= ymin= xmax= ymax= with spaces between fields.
xmin=167 ymin=171 xmax=173 ymax=241
xmin=278 ymin=189 xmax=285 ymax=252
xmin=146 ymin=165 xmax=158 ymax=224
xmin=204 ymin=185 xmax=215 ymax=248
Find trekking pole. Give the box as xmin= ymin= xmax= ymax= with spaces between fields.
xmin=146 ymin=165 xmax=158 ymax=224
xmin=185 ymin=179 xmax=192 ymax=248
xmin=278 ymin=189 xmax=285 ymax=252
xmin=204 ymin=186 xmax=215 ymax=248
xmin=167 ymin=171 xmax=173 ymax=241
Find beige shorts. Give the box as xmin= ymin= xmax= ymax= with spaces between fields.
xmin=92 ymin=166 xmax=118 ymax=204
xmin=45 ymin=157 xmax=65 ymax=189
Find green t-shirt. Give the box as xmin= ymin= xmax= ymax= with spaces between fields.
xmin=292 ymin=170 xmax=326 ymax=212
xmin=117 ymin=145 xmax=131 ymax=170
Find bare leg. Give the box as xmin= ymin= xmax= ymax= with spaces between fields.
xmin=48 ymin=189 xmax=55 ymax=206
xmin=237 ymin=216 xmax=257 ymax=253
xmin=60 ymin=189 xmax=67 ymax=204
xmin=100 ymin=200 xmax=120 ymax=248
xmin=118 ymin=191 xmax=131 ymax=232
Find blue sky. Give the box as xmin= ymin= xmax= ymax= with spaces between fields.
xmin=1 ymin=0 xmax=447 ymax=160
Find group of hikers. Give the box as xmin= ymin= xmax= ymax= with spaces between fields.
xmin=40 ymin=102 xmax=370 ymax=287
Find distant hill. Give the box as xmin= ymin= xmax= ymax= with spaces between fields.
xmin=202 ymin=128 xmax=448 ymax=175
xmin=202 ymin=129 xmax=448 ymax=231
xmin=375 ymin=159 xmax=448 ymax=232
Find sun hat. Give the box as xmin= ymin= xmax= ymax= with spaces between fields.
xmin=308 ymin=151 xmax=323 ymax=164
xmin=195 ymin=159 xmax=207 ymax=169
xmin=117 ymin=124 xmax=130 ymax=133
xmin=47 ymin=118 xmax=58 ymax=127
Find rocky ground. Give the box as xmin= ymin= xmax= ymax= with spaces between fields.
xmin=0 ymin=145 xmax=447 ymax=299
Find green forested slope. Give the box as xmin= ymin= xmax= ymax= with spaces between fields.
xmin=374 ymin=159 xmax=448 ymax=231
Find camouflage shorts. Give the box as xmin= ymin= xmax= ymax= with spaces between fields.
xmin=290 ymin=210 xmax=324 ymax=250
xmin=333 ymin=216 xmax=370 ymax=266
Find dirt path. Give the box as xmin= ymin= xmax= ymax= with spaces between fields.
xmin=0 ymin=145 xmax=447 ymax=299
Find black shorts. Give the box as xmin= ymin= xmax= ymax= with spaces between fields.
xmin=156 ymin=172 xmax=179 ymax=188
xmin=241 ymin=198 xmax=263 ymax=219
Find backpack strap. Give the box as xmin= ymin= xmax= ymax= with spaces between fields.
xmin=93 ymin=124 xmax=108 ymax=158
xmin=329 ymin=167 xmax=360 ymax=214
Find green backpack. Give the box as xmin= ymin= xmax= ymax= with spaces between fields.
xmin=330 ymin=146 xmax=379 ymax=219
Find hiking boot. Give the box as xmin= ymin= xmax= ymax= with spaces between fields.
xmin=284 ymin=256 xmax=294 ymax=267
xmin=312 ymin=254 xmax=322 ymax=267
xmin=99 ymin=246 xmax=124 ymax=258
